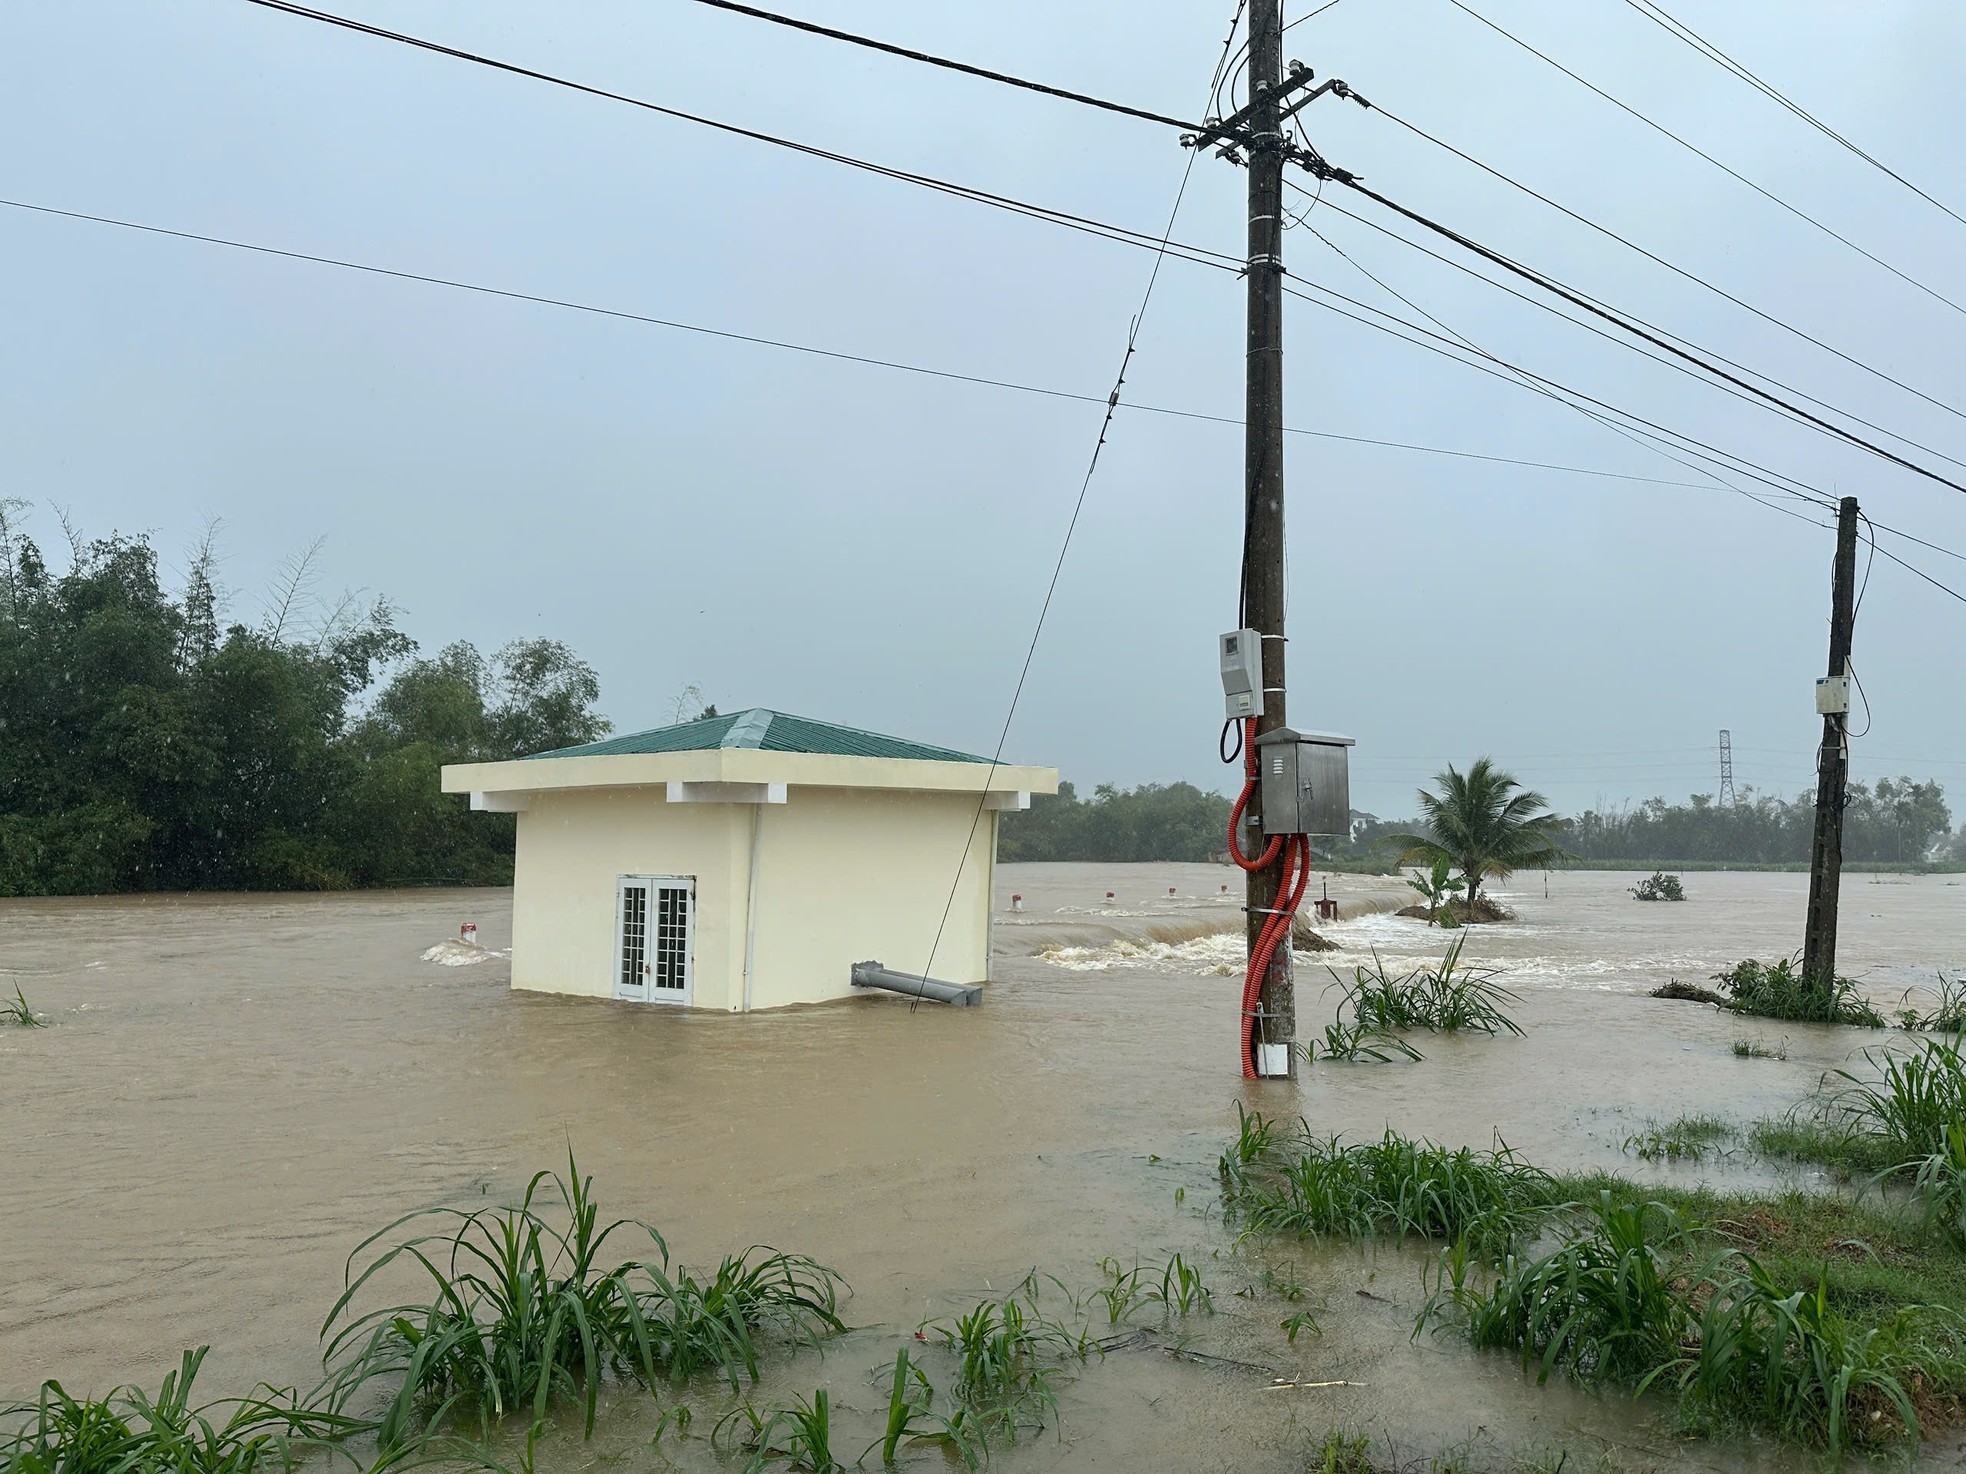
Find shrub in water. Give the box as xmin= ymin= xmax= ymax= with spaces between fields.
xmin=1713 ymin=957 xmax=1884 ymax=1028
xmin=1629 ymin=871 xmax=1686 ymax=902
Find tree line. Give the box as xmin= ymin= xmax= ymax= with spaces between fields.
xmin=0 ymin=511 xmax=609 ymax=895
xmin=999 ymin=777 xmax=1960 ymax=868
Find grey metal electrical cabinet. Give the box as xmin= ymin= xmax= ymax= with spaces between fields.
xmin=1254 ymin=728 xmax=1356 ymax=837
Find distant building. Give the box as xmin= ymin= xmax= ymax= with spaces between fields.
xmin=441 ymin=709 xmax=1056 ymax=1011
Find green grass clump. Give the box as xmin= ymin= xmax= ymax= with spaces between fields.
xmin=2 ymin=985 xmax=44 ymax=1027
xmin=1424 ymin=1189 xmax=1966 ymax=1453
xmin=1342 ymin=939 xmax=1525 ymax=1036
xmin=1893 ymin=1124 xmax=1966 ymax=1250
xmin=1429 ymin=1195 xmax=1689 ymax=1387
xmin=1831 ymin=1036 xmax=1966 ymax=1163
xmin=1622 ymin=1114 xmax=1735 ymax=1162
xmin=319 ymin=1155 xmax=844 ymax=1451
xmin=1220 ymin=1110 xmax=1554 ymax=1251
xmin=714 ymin=1388 xmax=844 ymax=1473
xmin=1731 ymin=1038 xmax=1785 ymax=1060
xmin=1665 ymin=1259 xmax=1965 ymax=1450
xmin=1895 ymin=972 xmax=1966 ymax=1033
xmin=917 ymin=1287 xmax=1088 ymax=1441
xmin=1714 ymin=956 xmax=1885 ymax=1028
xmin=0 ymin=1347 xmax=365 ymax=1474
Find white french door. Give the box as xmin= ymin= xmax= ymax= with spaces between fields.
xmin=615 ymin=875 xmax=694 ymax=1005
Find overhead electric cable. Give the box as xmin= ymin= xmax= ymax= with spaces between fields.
xmin=1620 ymin=0 xmax=1966 ymax=234
xmin=1282 ymin=0 xmax=1347 ymax=35
xmin=1278 ymin=275 xmax=1844 ymax=520
xmin=1287 ymin=180 xmax=1966 ymax=474
xmin=1873 ymin=543 xmax=1966 ymax=607
xmin=1294 ymin=209 xmax=1832 ymax=528
xmin=1371 ymin=104 xmax=1966 ymax=430
xmin=1441 ymin=0 xmax=1966 ymax=322
xmin=914 ymin=5 xmax=1234 ymax=988
xmin=678 ymin=0 xmax=1203 ymax=131
xmin=1330 ymin=173 xmax=1966 ymax=497
xmin=235 ymin=0 xmax=1242 ymax=272
xmin=4 ymin=194 xmax=1779 ymax=502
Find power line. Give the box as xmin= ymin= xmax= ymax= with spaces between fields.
xmin=1292 ymin=204 xmax=1833 ymax=531
xmin=13 ymin=191 xmax=1963 ymax=578
xmin=677 ymin=0 xmax=1203 ymax=132
xmin=1282 ymin=0 xmax=1348 ymax=35
xmin=1276 ymin=274 xmax=1844 ymax=523
xmin=1290 ymin=180 xmax=1966 ymax=475
xmin=1441 ymin=0 xmax=1966 ymax=322
xmin=235 ymin=0 xmax=1243 ymax=273
xmin=1370 ymin=103 xmax=1966 ymax=431
xmin=1873 ymin=541 xmax=1966 ymax=608
xmin=0 ymin=194 xmax=1789 ymax=503
xmin=1619 ymin=0 xmax=1966 ymax=234
xmin=1328 ymin=172 xmax=1966 ymax=497
xmin=915 ymin=9 xmax=1233 ymax=988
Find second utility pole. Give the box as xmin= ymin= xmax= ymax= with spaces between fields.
xmin=1243 ymin=0 xmax=1293 ymax=1077
xmin=1802 ymin=495 xmax=1861 ymax=997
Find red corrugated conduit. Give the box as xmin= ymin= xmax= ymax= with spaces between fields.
xmin=1225 ymin=716 xmax=1312 ymax=1078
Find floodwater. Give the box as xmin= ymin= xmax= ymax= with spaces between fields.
xmin=3 ymin=866 xmax=1964 ymax=1470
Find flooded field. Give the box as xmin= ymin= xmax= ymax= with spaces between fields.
xmin=4 ymin=865 xmax=1964 ymax=1469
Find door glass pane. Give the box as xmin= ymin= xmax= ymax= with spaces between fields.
xmin=652 ymin=886 xmax=689 ymax=992
xmin=620 ymin=884 xmax=648 ymax=993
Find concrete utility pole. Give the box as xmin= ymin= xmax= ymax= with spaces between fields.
xmin=1242 ymin=0 xmax=1293 ymax=1077
xmin=1802 ymin=495 xmax=1861 ymax=993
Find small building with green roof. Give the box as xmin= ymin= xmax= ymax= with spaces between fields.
xmin=441 ymin=709 xmax=1056 ymax=1011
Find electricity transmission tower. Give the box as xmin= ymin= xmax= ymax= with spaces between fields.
xmin=1717 ymin=729 xmax=1736 ymax=805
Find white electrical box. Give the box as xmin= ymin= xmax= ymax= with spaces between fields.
xmin=1816 ymin=676 xmax=1851 ymax=716
xmin=1256 ymin=1042 xmax=1291 ymax=1078
xmin=1219 ymin=628 xmax=1264 ymax=720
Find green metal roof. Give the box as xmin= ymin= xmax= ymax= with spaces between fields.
xmin=523 ymin=709 xmax=992 ymax=764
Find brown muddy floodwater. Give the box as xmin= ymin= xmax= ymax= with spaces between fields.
xmin=4 ymin=866 xmax=1965 ymax=1470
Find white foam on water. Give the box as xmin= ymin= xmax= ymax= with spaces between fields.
xmin=420 ymin=939 xmax=509 ymax=967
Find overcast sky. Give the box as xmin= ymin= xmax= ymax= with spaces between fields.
xmin=4 ymin=0 xmax=1963 ymax=816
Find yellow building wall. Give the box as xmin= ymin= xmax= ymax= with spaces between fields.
xmin=746 ymin=789 xmax=996 ymax=1009
xmin=511 ymin=789 xmax=745 ymax=1008
xmin=509 ymin=786 xmax=998 ymax=1011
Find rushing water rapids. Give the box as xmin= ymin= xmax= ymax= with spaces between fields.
xmin=3 ymin=866 xmax=1963 ymax=1469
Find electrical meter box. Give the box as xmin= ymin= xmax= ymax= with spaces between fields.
xmin=1219 ymin=628 xmax=1265 ymax=720
xmin=1815 ymin=676 xmax=1852 ymax=716
xmin=1253 ymin=727 xmax=1355 ymax=837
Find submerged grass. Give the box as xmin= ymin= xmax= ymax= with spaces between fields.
xmin=1220 ymin=1109 xmax=1554 ymax=1254
xmin=1224 ymin=1111 xmax=1966 ymax=1453
xmin=0 ymin=1347 xmax=370 ymax=1474
xmin=318 ymin=1155 xmax=844 ymax=1452
xmin=2 ymin=985 xmax=43 ymax=1027
xmin=1750 ymin=1036 xmax=1966 ymax=1194
xmin=1342 ymin=939 xmax=1525 ymax=1037
xmin=1895 ymin=971 xmax=1966 ymax=1033
xmin=1714 ymin=956 xmax=1886 ymax=1028
xmin=1621 ymin=1114 xmax=1735 ymax=1163
xmin=1420 ymin=1181 xmax=1966 ymax=1453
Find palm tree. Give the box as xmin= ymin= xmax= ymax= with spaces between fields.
xmin=1386 ymin=759 xmax=1565 ymax=917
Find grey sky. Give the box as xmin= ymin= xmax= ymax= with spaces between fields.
xmin=4 ymin=0 xmax=1963 ymax=818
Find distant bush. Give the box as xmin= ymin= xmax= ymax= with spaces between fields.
xmin=1630 ymin=871 xmax=1686 ymax=902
